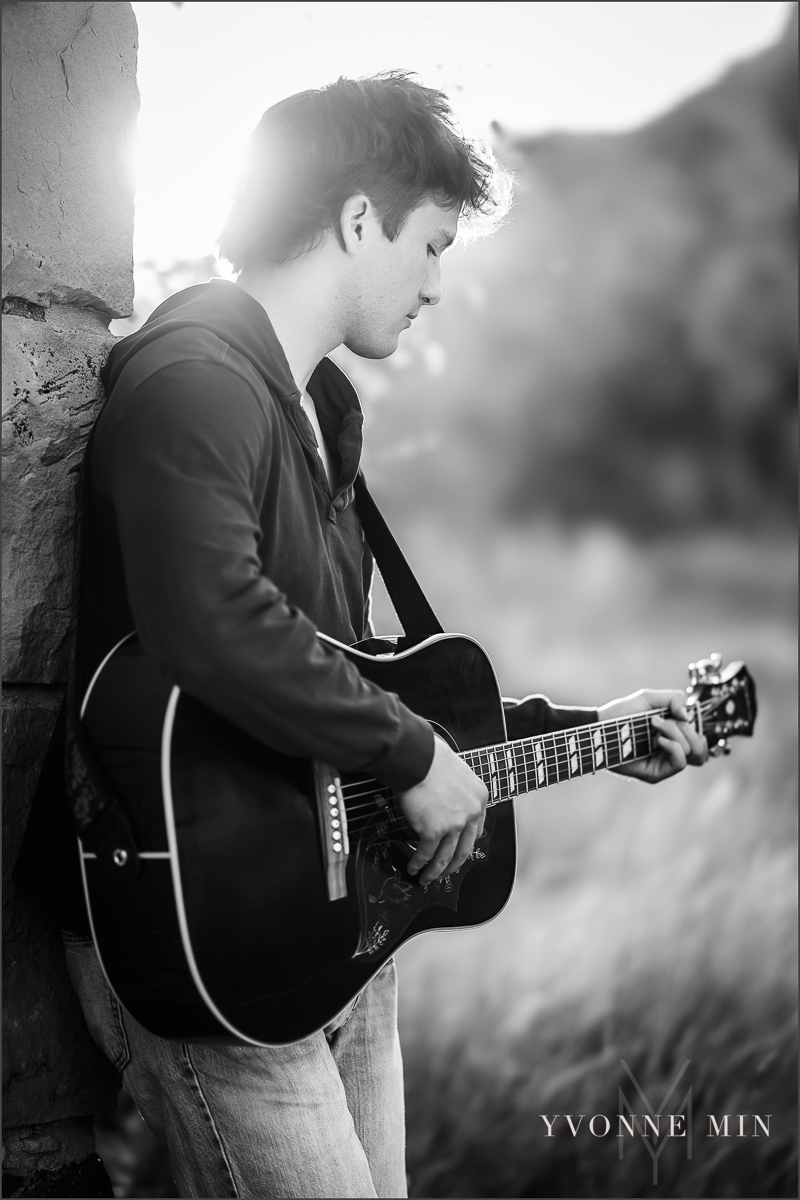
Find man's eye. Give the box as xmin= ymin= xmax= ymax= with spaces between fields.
xmin=427 ymin=245 xmax=439 ymax=258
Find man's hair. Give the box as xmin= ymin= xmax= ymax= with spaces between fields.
xmin=218 ymin=71 xmax=513 ymax=270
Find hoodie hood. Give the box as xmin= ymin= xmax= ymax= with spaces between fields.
xmin=101 ymin=277 xmax=366 ymax=502
xmin=101 ymin=279 xmax=302 ymax=403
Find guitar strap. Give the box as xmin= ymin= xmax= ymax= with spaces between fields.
xmin=353 ymin=472 xmax=444 ymax=647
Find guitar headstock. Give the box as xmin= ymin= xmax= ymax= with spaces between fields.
xmin=686 ymin=653 xmax=757 ymax=756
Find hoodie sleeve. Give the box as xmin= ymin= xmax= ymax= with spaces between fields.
xmin=97 ymin=358 xmax=434 ymax=791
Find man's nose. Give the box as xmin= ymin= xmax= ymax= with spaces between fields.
xmin=420 ymin=260 xmax=442 ymax=307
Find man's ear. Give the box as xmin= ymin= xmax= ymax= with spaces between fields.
xmin=339 ymin=194 xmax=376 ymax=255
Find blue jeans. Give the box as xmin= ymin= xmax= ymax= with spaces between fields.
xmin=63 ymin=934 xmax=407 ymax=1198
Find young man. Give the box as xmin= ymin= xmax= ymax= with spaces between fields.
xmin=63 ymin=73 xmax=707 ymax=1197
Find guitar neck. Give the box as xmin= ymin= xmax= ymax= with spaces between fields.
xmin=460 ymin=706 xmax=683 ymax=803
xmin=338 ymin=701 xmax=709 ymax=815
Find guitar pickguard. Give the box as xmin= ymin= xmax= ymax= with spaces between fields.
xmin=353 ymin=812 xmax=492 ymax=960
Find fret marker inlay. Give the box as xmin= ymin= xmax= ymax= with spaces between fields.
xmin=620 ymin=722 xmax=633 ymax=758
xmin=534 ymin=741 xmax=545 ymax=785
xmin=568 ymin=734 xmax=579 ymax=775
xmin=505 ymin=749 xmax=516 ymax=794
xmin=593 ymin=728 xmax=604 ymax=768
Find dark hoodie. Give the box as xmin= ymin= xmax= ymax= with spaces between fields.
xmin=83 ymin=277 xmax=596 ymax=776
xmin=84 ymin=279 xmax=436 ymax=788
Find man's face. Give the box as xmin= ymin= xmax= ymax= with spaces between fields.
xmin=343 ymin=199 xmax=458 ymax=359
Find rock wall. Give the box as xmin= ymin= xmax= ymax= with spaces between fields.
xmin=2 ymin=3 xmax=138 ymax=1193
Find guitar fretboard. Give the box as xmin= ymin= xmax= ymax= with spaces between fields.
xmin=461 ymin=709 xmax=666 ymax=803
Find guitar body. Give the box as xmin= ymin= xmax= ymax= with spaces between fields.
xmin=80 ymin=633 xmax=516 ymax=1045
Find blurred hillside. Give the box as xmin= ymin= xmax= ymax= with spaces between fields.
xmin=342 ymin=6 xmax=797 ymax=536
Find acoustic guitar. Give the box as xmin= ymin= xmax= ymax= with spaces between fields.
xmin=78 ymin=633 xmax=756 ymax=1045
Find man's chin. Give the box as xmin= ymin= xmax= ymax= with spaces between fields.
xmin=343 ymin=332 xmax=400 ymax=360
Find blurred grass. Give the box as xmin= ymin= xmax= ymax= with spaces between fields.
xmin=389 ymin=525 xmax=797 ymax=1198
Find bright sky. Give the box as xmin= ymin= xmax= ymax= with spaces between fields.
xmin=130 ymin=0 xmax=791 ymax=265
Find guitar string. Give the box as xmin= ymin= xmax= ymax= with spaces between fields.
xmin=327 ymin=695 xmax=737 ymax=847
xmin=339 ymin=693 xmax=722 ymax=802
xmin=340 ymin=696 xmax=716 ymax=802
xmin=344 ymin=748 xmax=673 ymax=835
xmin=340 ymin=722 xmax=685 ymax=817
xmin=340 ymin=729 xmax=729 ymax=835
xmin=339 ymin=704 xmax=697 ymax=806
xmin=339 ymin=706 xmax=669 ymax=803
xmin=337 ymin=700 xmax=720 ymax=826
xmin=344 ymin=723 xmax=678 ymax=841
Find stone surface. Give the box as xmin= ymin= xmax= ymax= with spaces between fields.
xmin=2 ymin=2 xmax=138 ymax=318
xmin=3 ymin=1118 xmax=95 ymax=1176
xmin=2 ymin=306 xmax=113 ymax=683
xmin=2 ymin=688 xmax=62 ymax=887
xmin=3 ymin=0 xmax=137 ymax=1142
xmin=3 ymin=1149 xmax=114 ymax=1197
xmin=2 ymin=687 xmax=121 ymax=1127
xmin=2 ymin=877 xmax=120 ymax=1126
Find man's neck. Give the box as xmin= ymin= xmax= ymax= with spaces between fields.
xmin=235 ymin=253 xmax=345 ymax=393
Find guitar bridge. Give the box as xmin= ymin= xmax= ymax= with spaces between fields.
xmin=312 ymin=761 xmax=349 ymax=901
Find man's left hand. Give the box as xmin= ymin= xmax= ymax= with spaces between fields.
xmin=597 ymin=690 xmax=709 ymax=783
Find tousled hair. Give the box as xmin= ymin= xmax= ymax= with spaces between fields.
xmin=218 ymin=71 xmax=513 ymax=269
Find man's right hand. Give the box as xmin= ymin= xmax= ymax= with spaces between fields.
xmin=396 ymin=736 xmax=488 ymax=887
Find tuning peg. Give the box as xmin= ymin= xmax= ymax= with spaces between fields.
xmin=688 ymin=653 xmax=724 ymax=686
xmin=709 ymin=738 xmax=731 ymax=757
